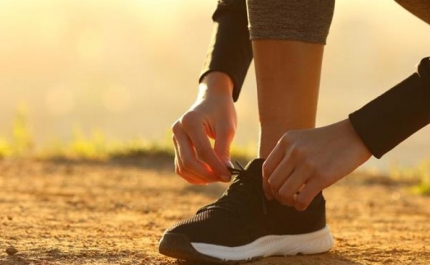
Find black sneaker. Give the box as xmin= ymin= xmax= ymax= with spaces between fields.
xmin=159 ymin=159 xmax=333 ymax=263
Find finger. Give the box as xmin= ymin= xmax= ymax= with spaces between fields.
xmin=262 ymin=144 xmax=286 ymax=199
xmin=173 ymin=137 xmax=207 ymax=184
xmin=262 ymin=176 xmax=274 ymax=200
xmin=294 ymin=179 xmax=322 ymax=211
xmin=174 ymin=134 xmax=220 ymax=183
xmin=174 ymin=156 xmax=204 ymax=184
xmin=214 ymin=125 xmax=234 ymax=165
xmin=267 ymin=155 xmax=295 ymax=197
xmin=263 ymin=143 xmax=286 ymax=179
xmin=214 ymin=127 xmax=234 ymax=182
xmin=262 ymin=165 xmax=275 ymax=200
xmin=182 ymin=122 xmax=231 ymax=180
xmin=278 ymin=167 xmax=310 ymax=206
xmin=173 ymin=128 xmax=220 ymax=182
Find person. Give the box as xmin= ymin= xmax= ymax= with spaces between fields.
xmin=159 ymin=1 xmax=335 ymax=262
xmin=261 ymin=0 xmax=430 ymax=211
xmin=159 ymin=0 xmax=430 ymax=263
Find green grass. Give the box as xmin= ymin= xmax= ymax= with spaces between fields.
xmin=390 ymin=160 xmax=430 ymax=196
xmin=39 ymin=128 xmax=175 ymax=160
xmin=0 ymin=107 xmax=253 ymax=163
xmin=2 ymin=107 xmax=429 ymax=196
xmin=410 ymin=161 xmax=430 ymax=196
xmin=0 ymin=105 xmax=34 ymax=158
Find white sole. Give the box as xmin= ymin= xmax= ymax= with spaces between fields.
xmin=191 ymin=225 xmax=334 ymax=262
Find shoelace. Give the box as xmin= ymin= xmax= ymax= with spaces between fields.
xmin=227 ymin=161 xmax=245 ymax=175
xmin=216 ymin=161 xmax=267 ymax=215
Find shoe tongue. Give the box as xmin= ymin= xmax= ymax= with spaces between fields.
xmin=198 ymin=159 xmax=267 ymax=215
xmin=243 ymin=158 xmax=265 ymax=182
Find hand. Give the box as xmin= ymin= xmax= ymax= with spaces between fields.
xmin=263 ymin=119 xmax=372 ymax=210
xmin=172 ymin=72 xmax=236 ymax=184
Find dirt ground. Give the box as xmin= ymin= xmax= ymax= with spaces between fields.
xmin=0 ymin=158 xmax=429 ymax=265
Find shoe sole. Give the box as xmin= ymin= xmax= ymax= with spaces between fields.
xmin=159 ymin=225 xmax=334 ymax=263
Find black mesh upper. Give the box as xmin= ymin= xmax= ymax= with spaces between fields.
xmin=164 ymin=159 xmax=326 ymax=247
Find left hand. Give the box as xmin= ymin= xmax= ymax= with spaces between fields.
xmin=263 ymin=119 xmax=372 ymax=211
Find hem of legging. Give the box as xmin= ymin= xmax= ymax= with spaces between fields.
xmin=249 ymin=32 xmax=327 ymax=44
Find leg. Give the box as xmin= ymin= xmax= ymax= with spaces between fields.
xmin=159 ymin=1 xmax=336 ymax=263
xmin=253 ymin=40 xmax=324 ymax=158
xmin=246 ymin=0 xmax=334 ymax=158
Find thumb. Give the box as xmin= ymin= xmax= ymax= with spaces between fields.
xmin=214 ymin=127 xmax=234 ymax=167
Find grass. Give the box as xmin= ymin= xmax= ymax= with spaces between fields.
xmin=0 ymin=105 xmax=34 ymax=158
xmin=387 ymin=159 xmax=430 ymax=196
xmin=391 ymin=161 xmax=430 ymax=196
xmin=0 ymin=107 xmax=253 ymax=163
xmin=39 ymin=128 xmax=172 ymax=160
xmin=1 ymin=107 xmax=429 ymax=196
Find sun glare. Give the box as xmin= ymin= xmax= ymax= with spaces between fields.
xmin=45 ymin=87 xmax=75 ymax=116
xmin=0 ymin=0 xmax=429 ymax=171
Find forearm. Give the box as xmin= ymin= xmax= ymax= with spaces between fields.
xmin=396 ymin=0 xmax=430 ymax=25
xmin=349 ymin=57 xmax=430 ymax=158
xmin=353 ymin=0 xmax=430 ymax=157
xmin=199 ymin=0 xmax=253 ymax=102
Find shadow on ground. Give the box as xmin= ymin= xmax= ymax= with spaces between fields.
xmin=0 ymin=250 xmax=147 ymax=265
xmin=43 ymin=152 xmax=251 ymax=174
xmin=44 ymin=154 xmax=175 ymax=172
xmin=175 ymin=252 xmax=364 ymax=265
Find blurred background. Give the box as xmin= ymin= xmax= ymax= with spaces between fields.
xmin=0 ymin=0 xmax=429 ymax=171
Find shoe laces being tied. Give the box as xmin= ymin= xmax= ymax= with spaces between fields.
xmin=200 ymin=161 xmax=267 ymax=216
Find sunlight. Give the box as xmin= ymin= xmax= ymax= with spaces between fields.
xmin=45 ymin=86 xmax=75 ymax=116
xmin=0 ymin=0 xmax=429 ymax=172
xmin=102 ymin=85 xmax=131 ymax=114
xmin=76 ymin=30 xmax=105 ymax=63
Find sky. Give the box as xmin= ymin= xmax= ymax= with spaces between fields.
xmin=0 ymin=0 xmax=429 ymax=171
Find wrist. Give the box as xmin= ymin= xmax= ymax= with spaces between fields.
xmin=199 ymin=72 xmax=234 ymax=98
xmin=342 ymin=118 xmax=372 ymax=159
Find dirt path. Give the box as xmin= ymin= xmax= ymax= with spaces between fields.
xmin=0 ymin=159 xmax=429 ymax=265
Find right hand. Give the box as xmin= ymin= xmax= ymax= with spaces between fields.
xmin=172 ymin=72 xmax=237 ymax=184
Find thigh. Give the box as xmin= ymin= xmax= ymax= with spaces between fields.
xmin=246 ymin=0 xmax=335 ymax=44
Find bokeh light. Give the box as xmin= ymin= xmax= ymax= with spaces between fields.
xmin=0 ymin=0 xmax=429 ymax=171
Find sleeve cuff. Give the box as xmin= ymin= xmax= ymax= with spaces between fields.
xmin=349 ymin=57 xmax=430 ymax=158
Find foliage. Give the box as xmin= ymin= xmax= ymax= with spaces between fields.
xmin=0 ymin=104 xmax=33 ymax=158
xmin=0 ymin=107 xmax=252 ymax=162
xmin=40 ymin=128 xmax=175 ymax=160
xmin=390 ymin=160 xmax=430 ymax=196
xmin=0 ymin=138 xmax=12 ymax=158
xmin=411 ymin=161 xmax=430 ymax=196
xmin=5 ymin=107 xmax=428 ymax=197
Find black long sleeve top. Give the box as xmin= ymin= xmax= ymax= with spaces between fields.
xmin=199 ymin=0 xmax=252 ymax=102
xmin=349 ymin=58 xmax=430 ymax=158
xmin=199 ymin=0 xmax=430 ymax=158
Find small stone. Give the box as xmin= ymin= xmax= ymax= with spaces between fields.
xmin=6 ymin=246 xmax=18 ymax=256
